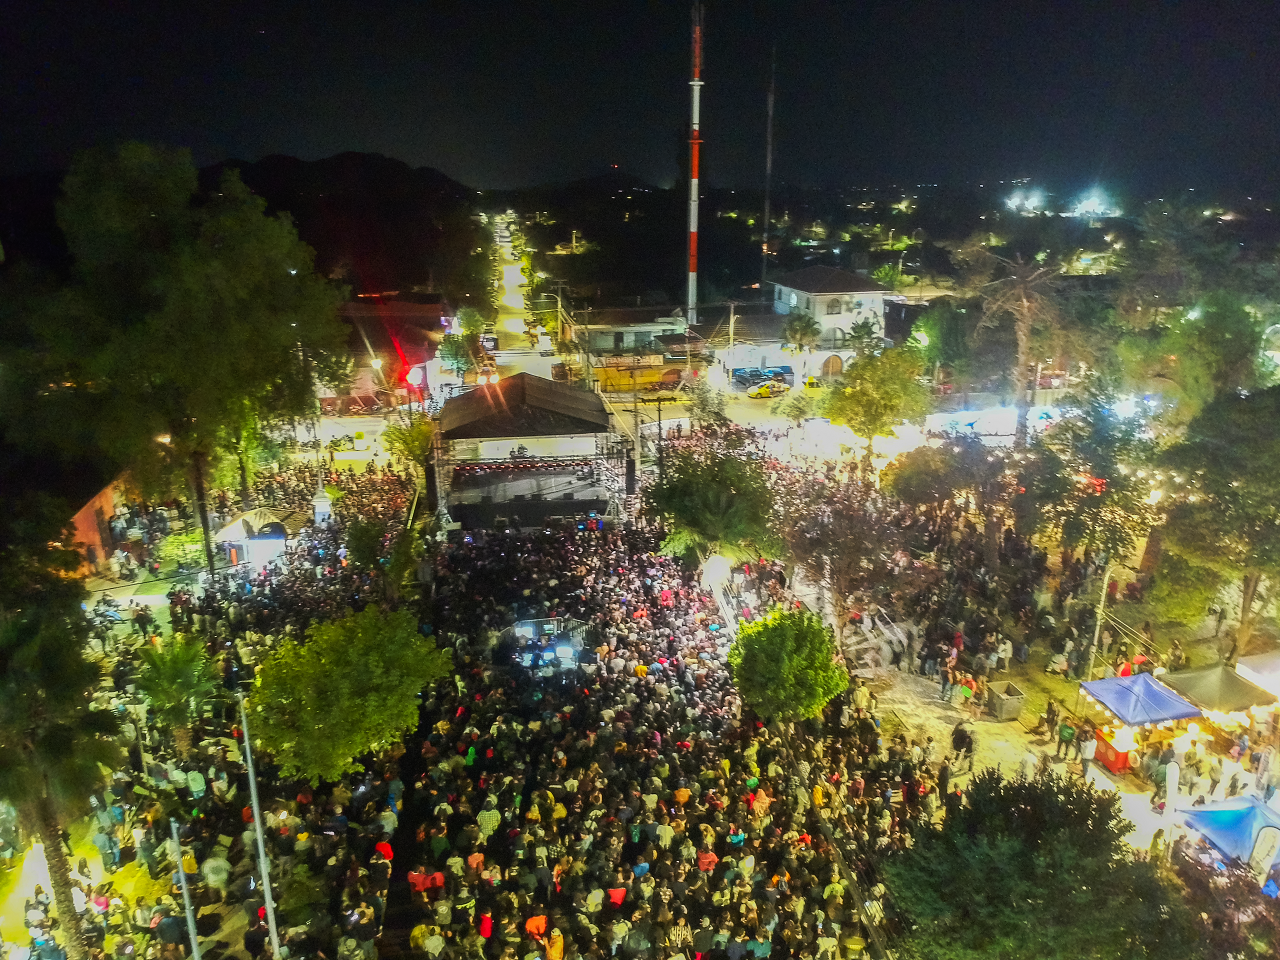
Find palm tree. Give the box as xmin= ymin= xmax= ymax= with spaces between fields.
xmin=782 ymin=311 xmax=822 ymax=372
xmin=974 ymin=254 xmax=1064 ymax=448
xmin=0 ymin=613 xmax=119 ymax=960
xmin=136 ymin=634 xmax=221 ymax=757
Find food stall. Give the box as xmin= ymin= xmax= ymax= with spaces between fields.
xmin=1160 ymin=663 xmax=1278 ymax=744
xmin=1080 ymin=673 xmax=1202 ymax=774
xmin=1182 ymin=797 xmax=1280 ymax=884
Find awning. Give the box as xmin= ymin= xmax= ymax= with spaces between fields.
xmin=214 ymin=508 xmax=311 ymax=543
xmin=1161 ymin=663 xmax=1277 ymax=713
xmin=1080 ymin=672 xmax=1201 ymax=726
xmin=654 ymin=332 xmax=706 ymax=355
xmin=1238 ymin=652 xmax=1280 ymax=698
xmin=1182 ymin=796 xmax=1280 ymax=869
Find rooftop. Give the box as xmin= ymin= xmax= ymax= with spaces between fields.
xmin=440 ymin=373 xmax=612 ymax=440
xmin=773 ymin=265 xmax=891 ymax=295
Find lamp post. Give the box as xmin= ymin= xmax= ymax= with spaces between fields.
xmin=170 ymin=819 xmax=202 ymax=960
xmin=238 ymin=694 xmax=281 ymax=957
xmin=1088 ymin=562 xmax=1116 ymax=680
xmin=406 ymin=365 xmax=425 ymax=418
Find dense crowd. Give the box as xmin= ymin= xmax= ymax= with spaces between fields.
xmin=15 ymin=421 xmax=1201 ymax=960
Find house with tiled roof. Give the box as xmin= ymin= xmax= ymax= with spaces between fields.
xmin=771 ymin=265 xmax=896 ymax=342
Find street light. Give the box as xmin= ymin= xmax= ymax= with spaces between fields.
xmin=406 ymin=366 xmax=425 ymax=417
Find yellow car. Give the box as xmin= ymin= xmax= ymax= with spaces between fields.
xmin=803 ymin=375 xmax=823 ymax=389
xmin=747 ymin=381 xmax=789 ymax=399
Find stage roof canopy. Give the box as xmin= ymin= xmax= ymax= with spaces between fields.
xmin=441 ymin=373 xmax=611 ymax=440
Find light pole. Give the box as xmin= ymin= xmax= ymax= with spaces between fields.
xmin=170 ymin=819 xmax=202 ymax=960
xmin=1087 ymin=562 xmax=1117 ymax=680
xmin=238 ymin=694 xmax=281 ymax=957
xmin=406 ymin=365 xmax=425 ymax=419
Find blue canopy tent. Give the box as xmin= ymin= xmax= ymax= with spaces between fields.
xmin=1183 ymin=797 xmax=1280 ymax=871
xmin=1079 ymin=672 xmax=1201 ymax=726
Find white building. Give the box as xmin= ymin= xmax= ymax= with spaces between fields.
xmin=772 ymin=265 xmax=896 ymax=343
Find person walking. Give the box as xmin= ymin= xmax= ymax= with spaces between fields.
xmin=91 ymin=826 xmax=120 ymax=874
xmin=1055 ymin=719 xmax=1077 ymax=761
xmin=1078 ymin=725 xmax=1097 ymax=779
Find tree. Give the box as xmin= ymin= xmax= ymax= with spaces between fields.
xmin=251 ymin=607 xmax=451 ymax=783
xmin=344 ymin=516 xmax=389 ymax=570
xmin=456 ymin=306 xmax=486 ymax=337
xmin=136 ymin=635 xmax=222 ymax=757
xmin=881 ymin=446 xmax=956 ymax=505
xmin=1028 ymin=381 xmax=1158 ymax=564
xmin=1147 ymin=551 xmax=1225 ymax=628
xmin=872 ymin=262 xmax=919 ymax=292
xmin=1118 ymin=292 xmax=1270 ymax=437
xmin=727 ymin=607 xmax=846 ymax=722
xmin=818 ymin=344 xmax=932 ymax=475
xmin=1159 ymin=386 xmax=1280 ymax=652
xmin=684 ymin=375 xmax=729 ymax=428
xmin=9 ymin=144 xmax=345 ymax=579
xmin=644 ymin=447 xmax=779 ymax=566
xmin=0 ymin=613 xmax=119 ymax=960
xmin=881 ymin=435 xmax=1017 ymax=570
xmin=783 ymin=478 xmax=904 ymax=647
xmin=884 ymin=769 xmax=1200 ymax=960
xmin=967 ymin=249 xmax=1066 ymax=448
xmin=771 ymin=388 xmax=814 ymax=425
xmin=382 ymin=416 xmax=435 ymax=477
xmin=781 ymin=310 xmax=822 ymax=360
xmin=438 ymin=334 xmax=476 ymax=377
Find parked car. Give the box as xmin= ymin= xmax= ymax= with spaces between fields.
xmin=803 ymin=375 xmax=823 ymax=389
xmin=732 ymin=368 xmax=769 ymax=388
xmin=747 ymin=381 xmax=789 ymax=399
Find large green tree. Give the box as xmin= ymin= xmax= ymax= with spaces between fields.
xmin=136 ymin=634 xmax=222 ymax=758
xmin=819 ymin=344 xmax=932 ymax=474
xmin=885 ymin=769 xmax=1200 ymax=960
xmin=0 ymin=613 xmax=120 ymax=960
xmin=644 ymin=446 xmax=779 ymax=565
xmin=1028 ymin=381 xmax=1158 ymax=564
xmin=252 ymin=607 xmax=451 ymax=783
xmin=1158 ymin=386 xmax=1280 ymax=652
xmin=8 ymin=143 xmax=345 ymax=578
xmin=727 ymin=607 xmax=846 ymax=722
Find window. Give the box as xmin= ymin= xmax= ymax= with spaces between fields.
xmin=789 ymin=292 xmax=798 ymax=308
xmin=826 ymin=298 xmax=842 ymax=315
xmin=776 ymin=286 xmax=783 ymax=301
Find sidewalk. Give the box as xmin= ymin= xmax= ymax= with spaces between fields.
xmin=872 ymin=670 xmax=1168 ymax=848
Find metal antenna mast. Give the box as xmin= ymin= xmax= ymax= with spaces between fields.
xmin=686 ymin=3 xmax=704 ymax=325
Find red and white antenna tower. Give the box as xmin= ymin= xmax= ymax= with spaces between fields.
xmin=686 ymin=3 xmax=704 ymax=324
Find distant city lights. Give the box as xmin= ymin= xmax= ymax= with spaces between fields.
xmin=1005 ymin=189 xmax=1045 ymax=214
xmin=1070 ymin=189 xmax=1120 ymax=218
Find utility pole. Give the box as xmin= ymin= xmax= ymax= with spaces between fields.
xmin=238 ymin=695 xmax=281 ymax=958
xmin=170 ymin=819 xmax=202 ymax=960
xmin=761 ymin=45 xmax=776 ymax=291
xmin=656 ymin=394 xmax=665 ymax=482
xmin=728 ymin=300 xmax=738 ymax=362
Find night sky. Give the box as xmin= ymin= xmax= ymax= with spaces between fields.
xmin=4 ymin=0 xmax=1278 ymax=194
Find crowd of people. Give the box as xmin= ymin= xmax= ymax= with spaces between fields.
xmin=17 ymin=416 xmax=1256 ymax=960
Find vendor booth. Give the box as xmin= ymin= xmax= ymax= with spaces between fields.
xmin=1161 ymin=663 xmax=1277 ymax=732
xmin=1080 ymin=673 xmax=1202 ymax=774
xmin=1182 ymin=796 xmax=1280 ymax=882
xmin=1237 ymin=652 xmax=1280 ymax=700
xmin=215 ymin=507 xmax=311 ymax=568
